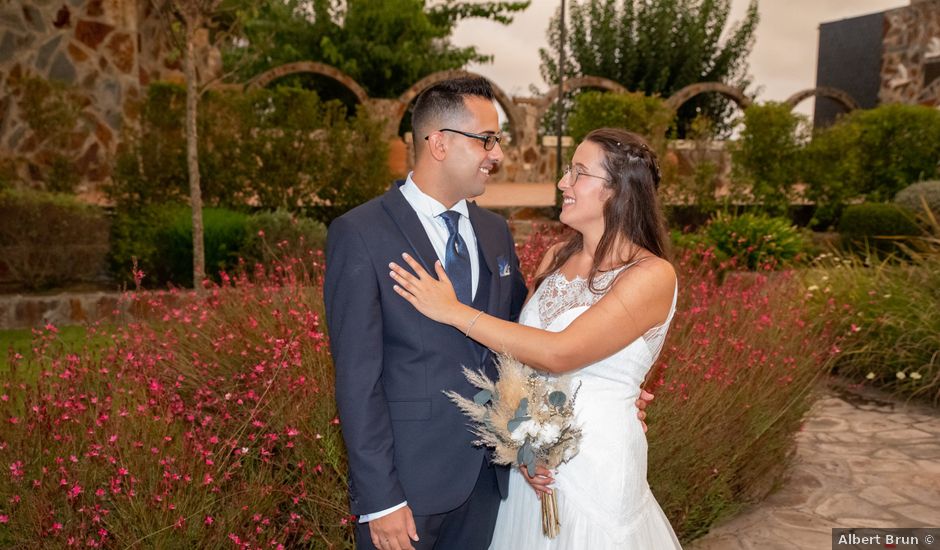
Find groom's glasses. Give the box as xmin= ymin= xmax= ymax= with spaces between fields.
xmin=426 ymin=129 xmax=502 ymax=151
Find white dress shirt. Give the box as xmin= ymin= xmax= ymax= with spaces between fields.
xmin=359 ymin=172 xmax=481 ymax=523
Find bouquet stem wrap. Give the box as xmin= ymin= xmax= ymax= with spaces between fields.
xmin=541 ymin=491 xmax=560 ymax=538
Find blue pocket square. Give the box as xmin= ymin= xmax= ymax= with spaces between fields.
xmin=497 ymin=255 xmax=511 ymax=277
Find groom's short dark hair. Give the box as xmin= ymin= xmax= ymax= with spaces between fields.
xmin=412 ymin=77 xmax=495 ymax=142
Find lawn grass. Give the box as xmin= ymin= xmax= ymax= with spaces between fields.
xmin=0 ymin=325 xmax=112 ymax=377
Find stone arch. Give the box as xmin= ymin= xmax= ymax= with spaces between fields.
xmin=784 ymin=87 xmax=859 ymax=112
xmin=395 ymin=70 xmax=525 ymax=144
xmin=665 ymin=82 xmax=751 ymax=112
xmin=244 ymin=61 xmax=370 ymax=104
xmin=534 ymin=76 xmax=629 ymax=115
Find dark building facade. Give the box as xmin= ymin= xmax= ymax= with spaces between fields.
xmin=815 ymin=0 xmax=940 ymax=127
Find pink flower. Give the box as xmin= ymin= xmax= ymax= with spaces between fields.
xmin=204 ymin=516 xmax=214 ymax=526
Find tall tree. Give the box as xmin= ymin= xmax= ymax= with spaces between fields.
xmin=540 ymin=0 xmax=759 ymax=137
xmin=227 ymin=0 xmax=530 ymax=98
xmin=149 ymin=0 xmax=253 ymax=290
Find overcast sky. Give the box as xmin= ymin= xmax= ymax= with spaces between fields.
xmin=450 ymin=0 xmax=907 ymax=117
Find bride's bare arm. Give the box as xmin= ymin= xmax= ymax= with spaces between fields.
xmin=389 ymin=253 xmax=676 ymax=374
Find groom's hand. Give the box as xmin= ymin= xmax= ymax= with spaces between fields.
xmin=636 ymin=389 xmax=654 ymax=433
xmin=368 ymin=505 xmax=419 ymax=550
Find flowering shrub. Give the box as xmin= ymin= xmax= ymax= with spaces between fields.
xmin=1 ymin=231 xmax=841 ymax=546
xmin=0 ymin=252 xmax=355 ymax=548
xmin=673 ymin=212 xmax=808 ymax=272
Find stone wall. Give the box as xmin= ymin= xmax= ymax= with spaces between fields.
xmin=0 ymin=0 xmax=144 ymax=194
xmin=880 ymin=1 xmax=940 ymax=107
xmin=0 ymin=291 xmax=127 ymax=330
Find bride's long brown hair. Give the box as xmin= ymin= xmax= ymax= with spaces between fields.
xmin=533 ymin=128 xmax=670 ymax=293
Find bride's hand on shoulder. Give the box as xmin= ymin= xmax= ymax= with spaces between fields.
xmin=390 ymin=253 xmax=467 ymax=326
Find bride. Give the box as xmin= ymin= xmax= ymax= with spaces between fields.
xmin=389 ymin=128 xmax=682 ymax=549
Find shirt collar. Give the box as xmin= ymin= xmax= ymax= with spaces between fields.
xmin=402 ymin=172 xmax=470 ymax=220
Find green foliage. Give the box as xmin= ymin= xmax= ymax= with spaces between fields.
xmin=895 ymin=180 xmax=940 ymax=218
xmin=689 ymin=212 xmax=808 ymax=270
xmin=803 ymin=104 xmax=940 ymax=225
xmin=837 ymin=203 xmax=921 ymax=256
xmin=228 ymin=0 xmax=529 ymax=98
xmin=110 ymin=83 xmax=390 ymax=224
xmin=567 ymin=91 xmax=672 ymax=144
xmin=838 ymin=203 xmax=922 ymax=238
xmin=805 ymin=254 xmax=940 ymax=404
xmin=110 ymin=205 xmax=250 ymax=287
xmin=540 ymin=0 xmax=759 ymax=137
xmin=0 ymin=190 xmax=109 ymax=290
xmin=110 ymin=83 xmax=190 ymax=207
xmin=242 ymin=210 xmax=328 ymax=265
xmin=731 ymin=102 xmax=808 ymax=214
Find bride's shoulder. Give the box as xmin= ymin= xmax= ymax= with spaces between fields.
xmin=534 ymin=241 xmax=566 ymax=275
xmin=612 ymin=255 xmax=676 ymax=295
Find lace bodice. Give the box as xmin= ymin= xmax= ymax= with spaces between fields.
xmin=522 ymin=262 xmax=677 ymax=372
xmin=536 ymin=268 xmax=626 ymax=328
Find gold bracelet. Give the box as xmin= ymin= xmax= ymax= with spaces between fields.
xmin=465 ymin=310 xmax=484 ymax=338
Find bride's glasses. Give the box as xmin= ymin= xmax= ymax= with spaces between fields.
xmin=563 ymin=164 xmax=611 ymax=186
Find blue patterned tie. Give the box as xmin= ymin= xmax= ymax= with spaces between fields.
xmin=439 ymin=210 xmax=472 ymax=305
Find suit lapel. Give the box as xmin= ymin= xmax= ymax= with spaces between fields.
xmin=467 ymin=202 xmax=501 ymax=317
xmin=380 ymin=185 xmax=439 ymax=276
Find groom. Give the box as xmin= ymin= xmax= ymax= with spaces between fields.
xmin=325 ymin=77 xmax=528 ymax=550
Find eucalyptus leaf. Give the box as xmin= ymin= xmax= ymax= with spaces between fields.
xmin=526 ymin=460 xmax=537 ymax=478
xmin=473 ymin=389 xmax=493 ymax=406
xmin=519 ymin=441 xmax=535 ymax=465
xmin=507 ymin=416 xmax=531 ymax=434
xmin=548 ymin=390 xmax=567 ymax=408
xmin=515 ymin=398 xmax=529 ymax=418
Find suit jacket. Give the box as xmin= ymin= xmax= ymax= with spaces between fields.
xmin=324 ymin=184 xmax=528 ymax=517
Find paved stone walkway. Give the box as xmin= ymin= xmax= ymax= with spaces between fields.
xmin=688 ymin=389 xmax=940 ymax=549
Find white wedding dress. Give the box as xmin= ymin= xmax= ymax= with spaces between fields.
xmin=488 ymin=265 xmax=682 ymax=549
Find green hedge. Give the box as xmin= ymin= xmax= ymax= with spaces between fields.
xmin=110 ymin=205 xmax=250 ymax=287
xmin=110 ymin=206 xmax=327 ymax=288
xmin=837 ymin=203 xmax=921 ymax=256
xmin=0 ymin=190 xmax=109 ymax=289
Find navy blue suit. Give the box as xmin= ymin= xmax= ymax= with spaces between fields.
xmin=324 ymin=184 xmax=528 ymax=549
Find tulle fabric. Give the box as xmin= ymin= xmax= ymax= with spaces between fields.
xmin=488 ymin=267 xmax=682 ymax=550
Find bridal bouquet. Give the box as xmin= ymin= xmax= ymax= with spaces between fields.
xmin=445 ymin=354 xmax=581 ymax=538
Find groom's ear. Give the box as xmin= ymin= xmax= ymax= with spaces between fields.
xmin=425 ymin=131 xmax=448 ymax=161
